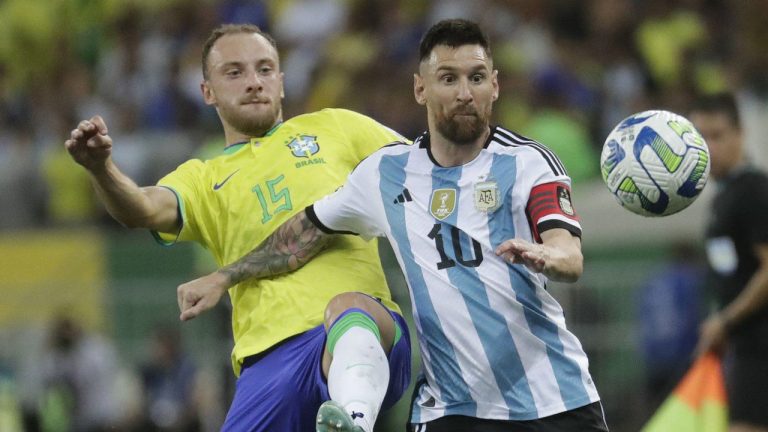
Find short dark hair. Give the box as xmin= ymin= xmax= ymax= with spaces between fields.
xmin=418 ymin=19 xmax=491 ymax=63
xmin=690 ymin=92 xmax=741 ymax=129
xmin=202 ymin=24 xmax=278 ymax=80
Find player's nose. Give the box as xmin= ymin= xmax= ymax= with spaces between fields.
xmin=244 ymin=70 xmax=264 ymax=93
xmin=456 ymin=77 xmax=473 ymax=102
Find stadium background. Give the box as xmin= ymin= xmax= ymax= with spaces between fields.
xmin=1 ymin=0 xmax=767 ymax=431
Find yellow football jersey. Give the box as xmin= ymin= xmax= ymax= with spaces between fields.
xmin=154 ymin=109 xmax=408 ymax=374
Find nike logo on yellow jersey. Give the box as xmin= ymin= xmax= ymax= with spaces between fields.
xmin=213 ymin=169 xmax=240 ymax=190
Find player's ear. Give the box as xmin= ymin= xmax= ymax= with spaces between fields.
xmin=201 ymin=81 xmax=216 ymax=106
xmin=414 ymin=73 xmax=426 ymax=106
xmin=491 ymin=69 xmax=499 ymax=102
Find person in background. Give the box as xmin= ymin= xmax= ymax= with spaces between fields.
xmin=29 ymin=315 xmax=123 ymax=432
xmin=138 ymin=325 xmax=201 ymax=431
xmin=690 ymin=92 xmax=768 ymax=432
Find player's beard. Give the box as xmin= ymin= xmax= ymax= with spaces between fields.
xmin=221 ymin=100 xmax=282 ymax=137
xmin=435 ymin=105 xmax=490 ymax=145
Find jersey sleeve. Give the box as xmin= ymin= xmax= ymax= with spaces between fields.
xmin=306 ymin=156 xmax=383 ymax=240
xmin=330 ymin=109 xmax=409 ymax=161
xmin=152 ymin=159 xmax=207 ymax=245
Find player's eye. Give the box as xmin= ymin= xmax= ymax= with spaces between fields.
xmin=440 ymin=74 xmax=455 ymax=84
xmin=225 ymin=69 xmax=241 ymax=78
xmin=471 ymin=73 xmax=485 ymax=83
xmin=259 ymin=66 xmax=273 ymax=75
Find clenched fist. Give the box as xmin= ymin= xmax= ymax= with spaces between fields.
xmin=64 ymin=115 xmax=113 ymax=171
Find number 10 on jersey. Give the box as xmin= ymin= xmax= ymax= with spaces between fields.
xmin=427 ymin=223 xmax=483 ymax=270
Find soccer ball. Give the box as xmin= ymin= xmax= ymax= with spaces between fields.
xmin=600 ymin=110 xmax=710 ymax=217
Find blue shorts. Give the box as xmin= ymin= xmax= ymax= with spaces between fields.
xmin=221 ymin=309 xmax=411 ymax=432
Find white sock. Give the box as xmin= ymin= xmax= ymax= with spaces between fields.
xmin=328 ymin=326 xmax=389 ymax=432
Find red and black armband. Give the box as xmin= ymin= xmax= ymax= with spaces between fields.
xmin=526 ymin=182 xmax=582 ymax=242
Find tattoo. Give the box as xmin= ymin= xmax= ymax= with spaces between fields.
xmin=220 ymin=212 xmax=330 ymax=285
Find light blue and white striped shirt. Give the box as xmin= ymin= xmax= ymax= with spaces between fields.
xmin=309 ymin=126 xmax=600 ymax=422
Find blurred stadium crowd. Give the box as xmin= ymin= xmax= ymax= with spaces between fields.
xmin=1 ymin=0 xmax=768 ymax=431
xmin=1 ymin=0 xmax=767 ymax=229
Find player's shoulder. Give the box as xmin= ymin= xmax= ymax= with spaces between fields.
xmin=174 ymin=157 xmax=208 ymax=173
xmin=178 ymin=142 xmax=252 ymax=176
xmin=370 ymin=139 xmax=414 ymax=156
xmin=286 ymin=108 xmax=383 ymax=133
xmin=199 ymin=140 xmax=249 ymax=162
xmin=487 ymin=125 xmax=546 ymax=154
xmin=487 ymin=125 xmax=568 ymax=177
xmin=292 ymin=108 xmax=371 ymax=124
xmin=189 ymin=142 xmax=244 ymax=171
xmin=342 ymin=140 xmax=413 ymax=180
xmin=351 ymin=140 xmax=412 ymax=169
xmin=158 ymin=157 xmax=210 ymax=186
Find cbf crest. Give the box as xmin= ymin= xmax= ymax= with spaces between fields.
xmin=474 ymin=180 xmax=500 ymax=212
xmin=287 ymin=135 xmax=320 ymax=158
xmin=430 ymin=189 xmax=456 ymax=220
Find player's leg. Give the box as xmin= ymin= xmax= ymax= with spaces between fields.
xmin=317 ymin=292 xmax=409 ymax=432
xmin=221 ymin=326 xmax=329 ymax=432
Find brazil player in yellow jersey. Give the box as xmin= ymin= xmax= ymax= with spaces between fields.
xmin=64 ymin=24 xmax=411 ymax=432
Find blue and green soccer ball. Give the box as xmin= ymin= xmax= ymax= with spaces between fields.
xmin=600 ymin=110 xmax=710 ymax=217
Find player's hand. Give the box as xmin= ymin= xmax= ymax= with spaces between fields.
xmin=64 ymin=115 xmax=113 ymax=171
xmin=177 ymin=271 xmax=230 ymax=321
xmin=495 ymin=238 xmax=547 ymax=273
xmin=694 ymin=313 xmax=727 ymax=358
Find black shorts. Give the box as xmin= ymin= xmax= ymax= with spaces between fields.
xmin=724 ymin=349 xmax=768 ymax=426
xmin=408 ymin=401 xmax=608 ymax=432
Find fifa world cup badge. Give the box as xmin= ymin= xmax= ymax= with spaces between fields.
xmin=474 ymin=180 xmax=500 ymax=212
xmin=430 ymin=188 xmax=457 ymax=220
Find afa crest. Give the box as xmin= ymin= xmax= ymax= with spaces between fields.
xmin=557 ymin=186 xmax=575 ymax=216
xmin=287 ymin=135 xmax=320 ymax=158
xmin=474 ymin=180 xmax=500 ymax=212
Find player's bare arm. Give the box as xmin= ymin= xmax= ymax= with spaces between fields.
xmin=495 ymin=228 xmax=583 ymax=282
xmin=177 ymin=210 xmax=332 ymax=321
xmin=65 ymin=115 xmax=179 ymax=232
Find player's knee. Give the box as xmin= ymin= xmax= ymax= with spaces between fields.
xmin=324 ymin=292 xmax=396 ymax=352
xmin=324 ymin=292 xmax=363 ymax=326
xmin=324 ymin=292 xmax=386 ymax=328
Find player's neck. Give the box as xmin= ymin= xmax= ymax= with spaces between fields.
xmin=429 ymin=127 xmax=489 ymax=167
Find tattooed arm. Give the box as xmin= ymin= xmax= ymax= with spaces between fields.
xmin=177 ymin=210 xmax=331 ymax=321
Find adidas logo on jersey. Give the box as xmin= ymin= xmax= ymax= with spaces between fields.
xmin=393 ymin=188 xmax=413 ymax=204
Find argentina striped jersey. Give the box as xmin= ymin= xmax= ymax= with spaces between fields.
xmin=309 ymin=126 xmax=600 ymax=422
